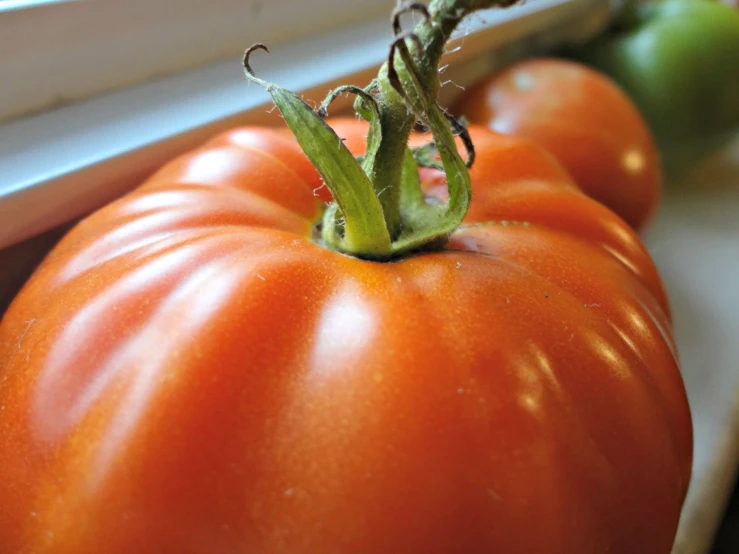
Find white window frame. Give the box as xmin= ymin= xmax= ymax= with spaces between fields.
xmin=0 ymin=0 xmax=399 ymax=123
xmin=0 ymin=0 xmax=615 ymax=250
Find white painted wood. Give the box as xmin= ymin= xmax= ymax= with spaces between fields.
xmin=0 ymin=0 xmax=395 ymax=122
xmin=644 ymin=136 xmax=739 ymax=554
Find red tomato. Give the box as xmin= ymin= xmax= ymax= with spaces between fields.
xmin=0 ymin=123 xmax=690 ymax=553
xmin=453 ymin=59 xmax=662 ymax=230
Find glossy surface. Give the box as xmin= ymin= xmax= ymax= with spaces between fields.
xmin=0 ymin=123 xmax=691 ymax=553
xmin=453 ymin=59 xmax=662 ymax=230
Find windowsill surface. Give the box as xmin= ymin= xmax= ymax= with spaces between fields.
xmin=0 ymin=0 xmax=610 ymax=250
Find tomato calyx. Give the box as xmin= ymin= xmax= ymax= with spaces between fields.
xmin=243 ymin=0 xmax=518 ymax=261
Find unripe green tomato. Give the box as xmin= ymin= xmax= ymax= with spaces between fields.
xmin=573 ymin=0 xmax=739 ymax=174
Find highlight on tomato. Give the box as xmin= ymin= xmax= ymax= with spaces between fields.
xmin=0 ymin=1 xmax=692 ymax=553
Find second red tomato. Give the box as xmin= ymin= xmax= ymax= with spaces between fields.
xmin=453 ymin=58 xmax=662 ymax=230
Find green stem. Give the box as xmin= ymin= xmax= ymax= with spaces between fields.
xmin=365 ymin=109 xmax=414 ymax=240
xmin=243 ymin=0 xmax=518 ymax=259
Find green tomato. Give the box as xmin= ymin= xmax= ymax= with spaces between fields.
xmin=573 ymin=0 xmax=739 ymax=173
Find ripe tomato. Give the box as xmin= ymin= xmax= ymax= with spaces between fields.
xmin=452 ymin=59 xmax=662 ymax=230
xmin=0 ymin=123 xmax=691 ymax=553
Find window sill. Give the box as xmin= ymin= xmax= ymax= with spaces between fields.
xmin=0 ymin=0 xmax=612 ymax=250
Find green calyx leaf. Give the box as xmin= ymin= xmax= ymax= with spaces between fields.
xmin=244 ymin=45 xmax=391 ymax=258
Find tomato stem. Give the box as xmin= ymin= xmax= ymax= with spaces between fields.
xmin=244 ymin=0 xmax=518 ymax=259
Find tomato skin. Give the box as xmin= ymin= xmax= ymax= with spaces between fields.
xmin=0 ymin=124 xmax=690 ymax=553
xmin=452 ymin=59 xmax=662 ymax=230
